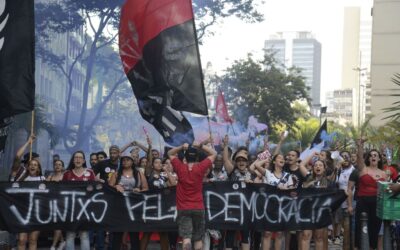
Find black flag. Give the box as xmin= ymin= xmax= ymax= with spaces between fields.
xmin=310 ymin=119 xmax=327 ymax=148
xmin=119 ymin=0 xmax=207 ymax=146
xmin=0 ymin=0 xmax=35 ymax=152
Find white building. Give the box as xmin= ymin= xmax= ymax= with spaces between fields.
xmin=265 ymin=32 xmax=322 ymax=115
xmin=370 ymin=0 xmax=400 ymax=126
xmin=341 ymin=6 xmax=372 ymax=126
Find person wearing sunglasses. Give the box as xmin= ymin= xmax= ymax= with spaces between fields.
xmin=351 ymin=138 xmax=387 ymax=250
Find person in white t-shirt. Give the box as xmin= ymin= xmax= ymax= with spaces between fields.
xmin=250 ymin=154 xmax=294 ymax=250
xmin=330 ymin=151 xmax=354 ymax=245
xmin=17 ymin=159 xmax=45 ymax=250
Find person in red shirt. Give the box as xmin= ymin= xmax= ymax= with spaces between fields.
xmin=168 ymin=142 xmax=216 ymax=250
xmin=381 ymin=152 xmax=398 ymax=181
xmin=62 ymin=150 xmax=95 ymax=250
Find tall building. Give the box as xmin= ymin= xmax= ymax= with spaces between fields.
xmin=341 ymin=6 xmax=372 ymax=126
xmin=325 ymin=89 xmax=357 ymax=126
xmin=265 ymin=32 xmax=322 ymax=115
xmin=370 ymin=0 xmax=400 ymax=126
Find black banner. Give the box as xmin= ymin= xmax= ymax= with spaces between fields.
xmin=0 ymin=0 xmax=35 ymax=120
xmin=0 ymin=182 xmax=346 ymax=233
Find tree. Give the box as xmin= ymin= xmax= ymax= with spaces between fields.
xmin=193 ymin=0 xmax=263 ymax=40
xmin=214 ymin=53 xmax=310 ymax=129
xmin=35 ymin=0 xmax=265 ymax=153
xmin=10 ymin=98 xmax=60 ymax=149
xmin=383 ymin=73 xmax=400 ymax=121
xmin=368 ymin=120 xmax=400 ymax=149
xmin=290 ymin=118 xmax=320 ymax=149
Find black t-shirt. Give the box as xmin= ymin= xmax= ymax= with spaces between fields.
xmin=284 ymin=165 xmax=306 ymax=190
xmin=349 ymin=168 xmax=360 ymax=200
xmin=147 ymin=171 xmax=169 ymax=190
xmin=93 ymin=159 xmax=118 ymax=182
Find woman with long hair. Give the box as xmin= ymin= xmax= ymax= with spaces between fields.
xmin=300 ymin=153 xmax=335 ymax=250
xmin=250 ymin=154 xmax=292 ymax=250
xmin=108 ymin=155 xmax=148 ymax=250
xmin=17 ymin=159 xmax=45 ymax=250
xmin=47 ymin=160 xmax=66 ymax=250
xmin=62 ymin=151 xmax=96 ymax=250
xmin=140 ymin=158 xmax=170 ymax=250
xmin=223 ymin=136 xmax=252 ymax=250
xmin=350 ymin=138 xmax=387 ymax=250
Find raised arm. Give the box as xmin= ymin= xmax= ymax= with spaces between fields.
xmin=222 ymin=135 xmax=234 ymax=174
xmin=145 ymin=136 xmax=153 ymax=177
xmin=11 ymin=134 xmax=35 ymax=172
xmin=273 ymin=131 xmax=286 ymax=155
xmin=199 ymin=136 xmax=212 ymax=148
xmin=249 ymin=159 xmax=269 ymax=174
xmin=347 ymin=180 xmax=355 ymax=215
xmin=165 ymin=170 xmax=178 ymax=187
xmin=250 ymin=159 xmax=269 ymax=176
xmin=356 ymin=138 xmax=366 ymax=171
xmin=299 ymin=152 xmax=316 ymax=177
xmin=193 ymin=141 xmax=217 ymax=162
xmin=17 ymin=134 xmax=35 ymax=158
xmin=120 ymin=140 xmax=137 ymax=154
xmin=168 ymin=144 xmax=187 ymax=160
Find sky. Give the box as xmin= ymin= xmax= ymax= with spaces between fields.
xmin=199 ymin=0 xmax=373 ymax=105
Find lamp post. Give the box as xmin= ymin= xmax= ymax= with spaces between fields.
xmin=353 ymin=66 xmax=367 ymax=128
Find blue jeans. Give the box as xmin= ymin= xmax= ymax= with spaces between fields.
xmin=66 ymin=231 xmax=90 ymax=250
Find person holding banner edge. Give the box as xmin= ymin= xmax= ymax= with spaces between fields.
xmin=62 ymin=151 xmax=96 ymax=250
xmin=168 ymin=141 xmax=216 ymax=250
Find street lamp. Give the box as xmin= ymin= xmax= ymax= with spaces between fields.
xmin=353 ymin=66 xmax=367 ymax=128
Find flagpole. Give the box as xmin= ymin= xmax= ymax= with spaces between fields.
xmin=207 ymin=116 xmax=214 ymax=147
xmin=230 ymin=122 xmax=237 ymax=136
xmin=188 ymin=0 xmax=208 ymax=117
xmin=159 ymin=134 xmax=162 ymax=155
xmin=29 ymin=110 xmax=35 ymax=161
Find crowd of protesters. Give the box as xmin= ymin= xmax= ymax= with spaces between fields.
xmin=6 ymin=131 xmax=400 ymax=250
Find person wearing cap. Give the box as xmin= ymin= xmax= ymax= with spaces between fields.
xmin=120 ymin=137 xmax=154 ymax=177
xmin=168 ymin=141 xmax=216 ymax=250
xmin=93 ymin=145 xmax=120 ymax=183
xmin=222 ymin=135 xmax=252 ymax=250
xmin=92 ymin=145 xmax=120 ymax=250
xmin=108 ymin=153 xmax=148 ymax=250
xmin=9 ymin=134 xmax=40 ymax=182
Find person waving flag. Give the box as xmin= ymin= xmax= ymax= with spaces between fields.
xmin=119 ymin=0 xmax=208 ymax=146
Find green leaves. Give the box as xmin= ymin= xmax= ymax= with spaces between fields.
xmin=215 ymin=53 xmax=310 ymax=128
xmin=383 ymin=73 xmax=400 ymax=121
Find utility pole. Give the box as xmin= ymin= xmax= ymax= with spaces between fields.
xmin=353 ymin=52 xmax=367 ymax=128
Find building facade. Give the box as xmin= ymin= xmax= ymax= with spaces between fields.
xmin=325 ymin=89 xmax=357 ymax=126
xmin=265 ymin=32 xmax=322 ymax=115
xmin=341 ymin=6 xmax=372 ymax=126
xmin=370 ymin=0 xmax=400 ymax=126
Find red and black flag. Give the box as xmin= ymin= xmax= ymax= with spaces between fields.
xmin=119 ymin=0 xmax=208 ymax=146
xmin=0 ymin=0 xmax=35 ymax=152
